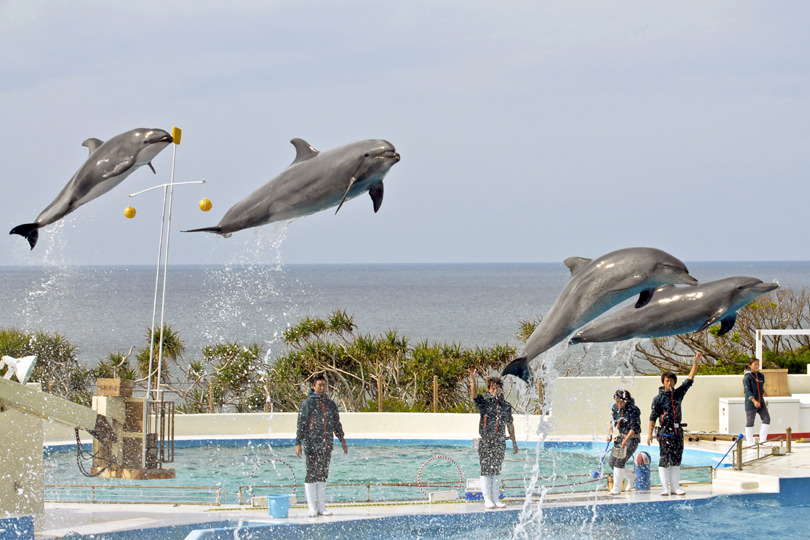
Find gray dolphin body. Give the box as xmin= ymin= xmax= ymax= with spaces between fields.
xmin=501 ymin=247 xmax=698 ymax=383
xmin=183 ymin=138 xmax=401 ymax=237
xmin=569 ymin=276 xmax=779 ymax=345
xmin=10 ymin=128 xmax=173 ymax=249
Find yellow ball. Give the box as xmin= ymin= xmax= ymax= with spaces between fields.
xmin=124 ymin=206 xmax=136 ymax=219
xmin=199 ymin=198 xmax=213 ymax=212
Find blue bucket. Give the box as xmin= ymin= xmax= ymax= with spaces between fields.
xmin=634 ymin=451 xmax=651 ymax=491
xmin=267 ymin=494 xmax=291 ymax=519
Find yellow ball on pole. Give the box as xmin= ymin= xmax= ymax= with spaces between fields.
xmin=199 ymin=198 xmax=212 ymax=212
xmin=124 ymin=206 xmax=136 ymax=219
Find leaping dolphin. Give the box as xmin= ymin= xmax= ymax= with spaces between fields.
xmin=501 ymin=247 xmax=698 ymax=383
xmin=10 ymin=128 xmax=173 ymax=249
xmin=569 ymin=276 xmax=779 ymax=345
xmin=183 ymin=138 xmax=401 ymax=237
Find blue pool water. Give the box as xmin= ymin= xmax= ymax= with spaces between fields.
xmin=44 ymin=440 xmax=716 ymax=505
xmin=51 ymin=490 xmax=810 ymax=540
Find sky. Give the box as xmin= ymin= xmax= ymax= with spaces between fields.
xmin=1 ymin=1 xmax=809 ymax=266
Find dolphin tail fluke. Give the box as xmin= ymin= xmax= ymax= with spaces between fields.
xmin=10 ymin=223 xmax=39 ymax=250
xmin=181 ymin=226 xmax=224 ymax=235
xmin=502 ymin=357 xmax=532 ymax=384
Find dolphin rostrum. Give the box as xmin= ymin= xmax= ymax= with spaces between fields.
xmin=569 ymin=276 xmax=779 ymax=345
xmin=10 ymin=128 xmax=173 ymax=249
xmin=501 ymin=247 xmax=698 ymax=383
xmin=183 ymin=138 xmax=401 ymax=237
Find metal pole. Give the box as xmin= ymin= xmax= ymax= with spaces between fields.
xmin=208 ymin=376 xmax=214 ymax=414
xmin=734 ymin=438 xmax=743 ymax=471
xmin=155 ymin=138 xmax=180 ymax=399
xmin=433 ymin=375 xmax=438 ymax=413
xmin=537 ymin=378 xmax=544 ymax=415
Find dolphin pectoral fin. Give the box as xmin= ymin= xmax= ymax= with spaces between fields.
xmin=10 ymin=223 xmax=40 ymax=250
xmin=696 ymin=308 xmax=728 ymax=333
xmin=289 ymin=138 xmax=319 ymax=165
xmin=635 ymin=289 xmax=654 ymax=308
xmin=335 ymin=177 xmax=357 ymax=215
xmin=82 ymin=138 xmax=104 ymax=154
xmin=369 ymin=182 xmax=384 ymax=213
xmin=563 ymin=257 xmax=591 ymax=276
xmin=148 ymin=162 xmax=157 ymax=174
xmin=716 ymin=315 xmax=737 ymax=336
xmin=502 ymin=357 xmax=532 ymax=384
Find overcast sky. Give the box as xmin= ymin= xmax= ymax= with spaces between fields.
xmin=1 ymin=1 xmax=808 ymax=266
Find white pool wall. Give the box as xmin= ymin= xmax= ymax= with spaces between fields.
xmin=42 ymin=374 xmax=810 ymax=445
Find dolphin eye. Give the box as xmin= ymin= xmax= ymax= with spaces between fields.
xmin=364 ymin=153 xmax=369 ymax=157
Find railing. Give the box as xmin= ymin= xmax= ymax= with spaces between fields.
xmin=731 ymin=427 xmax=794 ymax=471
xmin=45 ymin=467 xmax=714 ymax=507
xmin=44 ymin=484 xmax=222 ymax=505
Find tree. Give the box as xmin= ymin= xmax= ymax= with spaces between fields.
xmin=0 ymin=328 xmax=93 ymax=405
xmin=265 ymin=310 xmax=516 ymax=413
xmin=135 ymin=324 xmax=186 ymax=388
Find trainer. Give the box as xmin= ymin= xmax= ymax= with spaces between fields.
xmin=647 ymin=352 xmax=700 ymax=496
xmin=295 ymin=373 xmax=348 ymax=517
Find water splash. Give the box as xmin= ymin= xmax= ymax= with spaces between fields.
xmin=511 ymin=337 xmax=646 ymax=539
xmin=200 ymin=221 xmax=296 ymax=354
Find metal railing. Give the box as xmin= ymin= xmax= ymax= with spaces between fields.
xmin=732 ymin=427 xmax=793 ymax=470
xmin=45 ymin=467 xmax=714 ymax=507
xmin=44 ymin=484 xmax=222 ymax=505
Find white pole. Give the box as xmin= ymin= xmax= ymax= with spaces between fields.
xmin=154 ymin=139 xmax=179 ymax=399
xmin=146 ymin=184 xmax=169 ymax=401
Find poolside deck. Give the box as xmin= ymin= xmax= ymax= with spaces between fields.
xmin=32 ymin=439 xmax=810 ymax=539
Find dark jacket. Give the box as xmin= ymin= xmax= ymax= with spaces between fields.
xmin=295 ymin=390 xmax=345 ymax=452
xmin=611 ymin=399 xmax=641 ymax=440
xmin=474 ymin=392 xmax=513 ymax=442
xmin=743 ymin=371 xmax=766 ymax=412
xmin=649 ymin=378 xmax=693 ymax=436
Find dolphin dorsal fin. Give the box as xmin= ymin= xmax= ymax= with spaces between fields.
xmin=289 ymin=138 xmax=319 ymax=165
xmin=82 ymin=138 xmax=104 ymax=154
xmin=564 ymin=257 xmax=591 ymax=276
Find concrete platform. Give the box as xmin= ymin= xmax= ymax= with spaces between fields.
xmin=32 ymin=439 xmax=810 ymax=539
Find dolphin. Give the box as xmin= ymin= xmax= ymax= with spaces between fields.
xmin=183 ymin=138 xmax=401 ymax=237
xmin=569 ymin=276 xmax=779 ymax=345
xmin=10 ymin=128 xmax=173 ymax=249
xmin=501 ymin=247 xmax=698 ymax=383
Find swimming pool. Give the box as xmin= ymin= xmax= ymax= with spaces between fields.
xmin=43 ymin=439 xmax=715 ymax=505
xmin=54 ymin=489 xmax=809 ymax=540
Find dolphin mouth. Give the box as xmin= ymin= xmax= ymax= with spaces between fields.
xmin=375 ymin=150 xmax=400 ymax=162
xmin=755 ymin=282 xmax=780 ymax=293
xmin=145 ymin=133 xmax=173 ymax=145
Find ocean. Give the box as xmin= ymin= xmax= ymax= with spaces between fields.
xmin=0 ymin=261 xmax=807 ymax=373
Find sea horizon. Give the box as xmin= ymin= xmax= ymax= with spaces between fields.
xmin=1 ymin=261 xmax=808 ymax=373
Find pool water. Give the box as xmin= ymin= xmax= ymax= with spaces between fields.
xmin=132 ymin=492 xmax=809 ymax=540
xmin=43 ymin=440 xmax=712 ymax=505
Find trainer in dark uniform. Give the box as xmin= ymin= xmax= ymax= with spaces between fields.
xmin=743 ymin=357 xmax=770 ymax=444
xmin=470 ymin=369 xmax=517 ymax=509
xmin=607 ymin=389 xmax=641 ymax=495
xmin=295 ymin=373 xmax=347 ymax=517
xmin=647 ymin=351 xmax=701 ymax=496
